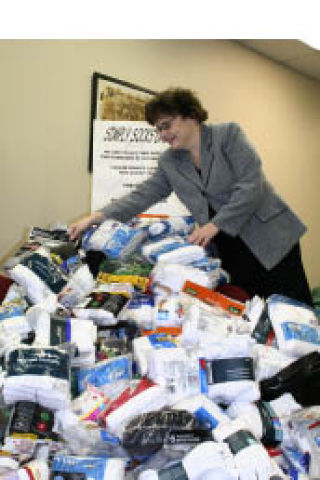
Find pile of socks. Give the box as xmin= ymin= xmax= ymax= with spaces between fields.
xmin=1 ymin=218 xmax=320 ymax=480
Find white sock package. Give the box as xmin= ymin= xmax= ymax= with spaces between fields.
xmin=142 ymin=236 xmax=205 ymax=265
xmin=214 ymin=419 xmax=275 ymax=480
xmin=268 ymin=294 xmax=320 ymax=357
xmin=151 ymin=262 xmax=212 ymax=294
xmin=133 ymin=334 xmax=179 ymax=377
xmin=147 ymin=347 xmax=200 ymax=401
xmin=10 ymin=264 xmax=55 ymax=305
xmin=26 ymin=305 xmax=97 ymax=361
xmin=82 ymin=219 xmax=146 ymax=259
xmin=147 ymin=216 xmax=195 ymax=237
xmin=3 ymin=345 xmax=71 ymax=410
xmin=252 ymin=344 xmax=294 ymax=381
xmin=138 ymin=441 xmax=238 ymax=480
xmin=201 ymin=336 xmax=260 ymax=405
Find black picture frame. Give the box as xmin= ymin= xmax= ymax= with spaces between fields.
xmin=88 ymin=72 xmax=156 ymax=172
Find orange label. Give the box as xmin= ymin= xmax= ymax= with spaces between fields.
xmin=182 ymin=280 xmax=245 ymax=315
xmin=141 ymin=326 xmax=182 ymax=336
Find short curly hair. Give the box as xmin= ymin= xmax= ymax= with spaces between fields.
xmin=145 ymin=88 xmax=208 ymax=125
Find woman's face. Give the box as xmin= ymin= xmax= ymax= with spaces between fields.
xmin=154 ymin=115 xmax=199 ymax=149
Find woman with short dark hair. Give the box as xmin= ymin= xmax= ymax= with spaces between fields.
xmin=69 ymin=87 xmax=312 ymax=304
xmin=145 ymin=88 xmax=208 ymax=124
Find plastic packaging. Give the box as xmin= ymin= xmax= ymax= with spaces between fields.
xmin=82 ymin=219 xmax=147 ymax=260
xmin=142 ymin=236 xmax=205 ymax=265
xmin=260 ymin=351 xmax=320 ymax=406
xmin=268 ymin=294 xmax=319 ymax=357
xmin=77 ymin=355 xmax=132 ymax=393
xmin=122 ymin=409 xmax=211 ymax=457
xmin=3 ymin=346 xmax=71 ymax=410
xmin=147 ymin=347 xmax=201 ymax=400
xmin=150 ymin=262 xmax=212 ymax=294
xmin=17 ymin=459 xmax=49 ymax=480
xmin=0 ymin=458 xmax=19 ymax=479
xmin=147 ymin=216 xmax=195 ymax=237
xmin=51 ymin=454 xmax=126 ymax=480
xmin=73 ymin=290 xmax=130 ymax=326
xmin=58 ymin=264 xmax=95 ymax=309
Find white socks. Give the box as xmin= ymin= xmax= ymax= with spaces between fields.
xmin=268 ymin=294 xmax=320 ymax=358
xmin=142 ymin=236 xmax=205 ymax=265
xmin=252 ymin=344 xmax=294 ymax=381
xmin=147 ymin=347 xmax=200 ymax=401
xmin=201 ymin=336 xmax=260 ymax=405
xmin=3 ymin=345 xmax=71 ymax=410
xmin=82 ymin=219 xmax=146 ymax=259
xmin=151 ymin=262 xmax=212 ymax=293
xmin=214 ymin=419 xmax=274 ymax=480
xmin=138 ymin=442 xmax=238 ymax=480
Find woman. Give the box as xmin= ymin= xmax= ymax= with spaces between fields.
xmin=69 ymin=88 xmax=312 ymax=304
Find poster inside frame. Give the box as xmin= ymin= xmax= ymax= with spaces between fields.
xmin=88 ymin=72 xmax=156 ymax=172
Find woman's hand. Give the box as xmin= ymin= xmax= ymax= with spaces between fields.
xmin=188 ymin=222 xmax=219 ymax=248
xmin=68 ymin=211 xmax=104 ymax=241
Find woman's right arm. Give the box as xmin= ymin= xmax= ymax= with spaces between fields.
xmin=69 ymin=164 xmax=172 ymax=240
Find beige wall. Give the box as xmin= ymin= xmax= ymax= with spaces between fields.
xmin=1 ymin=40 xmax=319 ymax=286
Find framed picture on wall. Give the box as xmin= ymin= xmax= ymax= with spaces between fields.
xmin=88 ymin=72 xmax=156 ymax=171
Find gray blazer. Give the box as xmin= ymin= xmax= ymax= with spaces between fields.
xmin=102 ymin=122 xmax=306 ymax=270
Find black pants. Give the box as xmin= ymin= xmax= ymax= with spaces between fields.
xmin=212 ymin=231 xmax=313 ymax=306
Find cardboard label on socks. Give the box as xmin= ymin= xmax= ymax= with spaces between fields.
xmin=225 ymin=429 xmax=258 ymax=455
xmin=204 ymin=357 xmax=254 ymax=384
xmin=158 ymin=461 xmax=188 ymax=480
